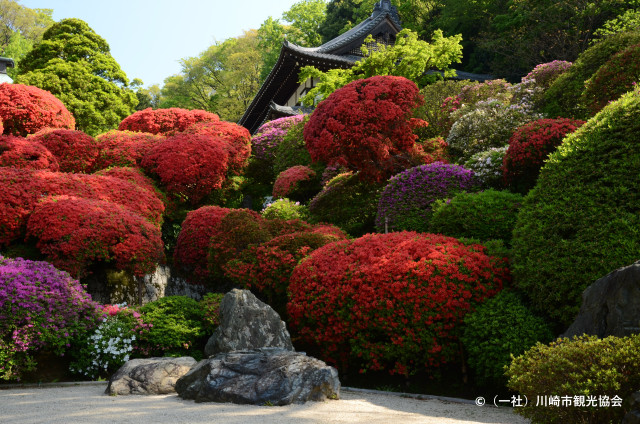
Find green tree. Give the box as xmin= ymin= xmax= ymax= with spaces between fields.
xmin=158 ymin=75 xmax=194 ymax=109
xmin=299 ymin=28 xmax=462 ymax=105
xmin=16 ymin=18 xmax=137 ymax=135
xmin=282 ymin=0 xmax=327 ymax=47
xmin=257 ymin=17 xmax=287 ymax=82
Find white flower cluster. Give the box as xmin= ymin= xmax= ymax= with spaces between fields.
xmin=464 ymin=146 xmax=509 ymax=189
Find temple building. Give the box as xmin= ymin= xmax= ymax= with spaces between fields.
xmin=0 ymin=57 xmax=15 ymax=84
xmin=239 ymin=0 xmax=491 ymax=134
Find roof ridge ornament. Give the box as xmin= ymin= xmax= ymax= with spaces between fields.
xmin=372 ymin=0 xmax=401 ymax=25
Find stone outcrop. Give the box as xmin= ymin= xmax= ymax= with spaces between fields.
xmin=204 ymin=289 xmax=293 ymax=357
xmin=564 ymin=261 xmax=640 ymax=338
xmin=105 ymin=356 xmax=196 ymax=395
xmin=175 ymin=348 xmax=340 ymax=405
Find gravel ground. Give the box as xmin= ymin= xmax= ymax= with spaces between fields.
xmin=0 ymin=383 xmax=529 ymax=424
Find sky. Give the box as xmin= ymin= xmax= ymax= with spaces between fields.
xmin=19 ymin=0 xmax=302 ymax=87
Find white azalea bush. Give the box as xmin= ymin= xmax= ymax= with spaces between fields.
xmin=463 ymin=146 xmax=508 ymax=189
xmin=70 ymin=303 xmax=151 ymax=380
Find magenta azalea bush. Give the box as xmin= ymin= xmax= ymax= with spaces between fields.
xmin=521 ymin=60 xmax=573 ymax=89
xmin=251 ymin=115 xmax=305 ymax=162
xmin=0 ymin=256 xmax=99 ymax=381
xmin=375 ymin=162 xmax=479 ymax=233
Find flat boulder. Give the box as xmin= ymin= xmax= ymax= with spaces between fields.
xmin=564 ymin=261 xmax=640 ymax=338
xmin=204 ymin=289 xmax=293 ymax=357
xmin=175 ymin=348 xmax=340 ymax=405
xmin=106 ymin=356 xmax=196 ymax=395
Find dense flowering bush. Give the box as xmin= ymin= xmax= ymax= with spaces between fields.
xmin=94 ymin=166 xmax=163 ymax=200
xmin=413 ymin=137 xmax=449 ymax=164
xmin=521 ymin=60 xmax=572 ymax=90
xmin=446 ymin=99 xmax=542 ymax=162
xmin=30 ymin=129 xmax=98 ymax=173
xmin=141 ymin=133 xmax=230 ymax=204
xmin=583 ymin=43 xmax=640 ymax=114
xmin=463 ymin=147 xmax=508 ymax=189
xmin=0 ymin=135 xmax=59 ymax=170
xmin=287 ymin=232 xmax=509 ymax=375
xmin=272 ymin=165 xmax=319 ymax=201
xmin=137 ymin=296 xmax=208 ymax=359
xmin=118 ymin=107 xmax=219 ymax=135
xmin=261 ymin=198 xmax=309 ymax=221
xmin=272 ymin=116 xmax=314 ymax=176
xmin=173 ymin=206 xmax=234 ymax=282
xmin=456 ymin=79 xmax=512 ymax=108
xmin=320 ymin=164 xmax=348 ymax=185
xmin=507 ymin=335 xmax=640 ymax=424
xmin=0 ymin=83 xmax=75 ymax=136
xmin=461 ymin=290 xmax=553 ymax=385
xmin=93 ymin=130 xmax=164 ymax=171
xmin=0 ymin=168 xmax=164 ymax=246
xmin=512 ymin=89 xmax=640 ymax=326
xmin=225 ymin=227 xmax=347 ymax=317
xmin=252 ymin=115 xmax=305 ymax=163
xmin=0 ymin=256 xmax=99 ymax=381
xmin=430 ymin=190 xmax=523 ymax=244
xmin=503 ymin=118 xmax=585 ymax=193
xmin=304 ymin=76 xmax=426 ymax=182
xmin=309 ymin=172 xmax=384 ymax=237
xmin=180 ymin=120 xmax=251 ymax=176
xmin=26 ymin=196 xmax=165 ymax=278
xmin=200 ymin=293 xmax=224 ymax=333
xmin=69 ymin=303 xmax=151 ymax=380
xmin=416 ymin=80 xmax=475 ymax=139
xmin=375 ymin=162 xmax=479 ymax=233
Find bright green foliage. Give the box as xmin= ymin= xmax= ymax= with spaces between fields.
xmin=262 ymin=198 xmax=310 ymax=221
xmin=543 ymin=30 xmax=640 ymax=119
xmin=257 ymin=17 xmax=287 ymax=82
xmin=299 ymin=29 xmax=462 ymax=105
xmin=309 ymin=172 xmax=382 ymax=236
xmin=137 ymin=296 xmax=208 ymax=360
xmin=512 ymin=88 xmax=640 ymax=326
xmin=16 ymin=18 xmax=137 ymax=135
xmin=430 ymin=190 xmax=523 ymax=245
xmin=507 ymin=334 xmax=640 ymax=424
xmin=462 ymin=290 xmax=553 ymax=385
xmin=593 ymin=8 xmax=640 ymax=42
xmin=282 ymin=0 xmax=327 ymax=47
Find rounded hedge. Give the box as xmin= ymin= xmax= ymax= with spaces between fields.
xmin=512 ymin=88 xmax=640 ymax=326
xmin=287 ymin=232 xmax=510 ymax=375
xmin=463 ymin=147 xmax=508 ymax=190
xmin=430 ymin=189 xmax=523 ymax=244
xmin=0 ymin=135 xmax=59 ymax=171
xmin=272 ymin=165 xmax=320 ymax=202
xmin=461 ymin=290 xmax=553 ymax=385
xmin=261 ymin=198 xmax=309 ymax=221
xmin=93 ymin=130 xmax=164 ymax=171
xmin=30 ymin=129 xmax=99 ymax=173
xmin=375 ymin=162 xmax=479 ymax=233
xmin=118 ymin=108 xmax=219 ymax=135
xmin=272 ymin=115 xmax=313 ymax=176
xmin=507 ymin=334 xmax=640 ymax=424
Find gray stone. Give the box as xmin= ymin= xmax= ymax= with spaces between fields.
xmin=563 ymin=261 xmax=640 ymax=338
xmin=623 ymin=392 xmax=640 ymax=424
xmin=175 ymin=348 xmax=340 ymax=405
xmin=105 ymin=356 xmax=196 ymax=395
xmin=204 ymin=289 xmax=293 ymax=357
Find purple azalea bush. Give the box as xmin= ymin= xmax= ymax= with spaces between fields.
xmin=521 ymin=60 xmax=572 ymax=89
xmin=252 ymin=115 xmax=305 ymax=162
xmin=375 ymin=162 xmax=480 ymax=233
xmin=0 ymin=256 xmax=99 ymax=380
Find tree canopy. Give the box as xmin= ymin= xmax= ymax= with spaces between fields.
xmin=16 ymin=18 xmax=136 ymax=135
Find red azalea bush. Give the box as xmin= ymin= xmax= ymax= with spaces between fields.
xmin=118 ymin=108 xmax=219 ymax=135
xmin=272 ymin=165 xmax=317 ymax=199
xmin=287 ymin=232 xmax=510 ymax=375
xmin=94 ymin=166 xmax=163 ymax=200
xmin=503 ymin=118 xmax=585 ymax=193
xmin=0 ymin=256 xmax=99 ymax=381
xmin=0 ymin=168 xmax=165 ymax=246
xmin=304 ymin=76 xmax=425 ymax=182
xmin=29 ymin=129 xmax=98 ymax=173
xmin=583 ymin=43 xmax=640 ymax=114
xmin=173 ymin=206 xmax=234 ymax=282
xmin=93 ymin=130 xmax=164 ymax=171
xmin=26 ymin=196 xmax=165 ymax=278
xmin=0 ymin=135 xmax=59 ymax=170
xmin=0 ymin=83 xmax=75 ymax=136
xmin=141 ymin=133 xmax=231 ymax=204
xmin=413 ymin=137 xmax=449 ymax=164
xmin=180 ymin=120 xmax=251 ymax=175
xmin=225 ymin=228 xmax=347 ymax=317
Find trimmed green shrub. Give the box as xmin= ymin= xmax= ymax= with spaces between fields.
xmin=507 ymin=334 xmax=640 ymax=424
xmin=137 ymin=296 xmax=207 ymax=360
xmin=461 ymin=290 xmax=553 ymax=385
xmin=544 ymin=31 xmax=640 ymax=119
xmin=261 ymin=198 xmax=309 ymax=221
xmin=272 ymin=115 xmax=315 ymax=176
xmin=309 ymin=172 xmax=383 ymax=237
xmin=512 ymin=88 xmax=640 ymax=326
xmin=430 ymin=190 xmax=523 ymax=244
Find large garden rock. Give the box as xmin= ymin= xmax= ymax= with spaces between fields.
xmin=204 ymin=289 xmax=293 ymax=357
xmin=175 ymin=348 xmax=340 ymax=405
xmin=105 ymin=356 xmax=196 ymax=395
xmin=564 ymin=261 xmax=640 ymax=338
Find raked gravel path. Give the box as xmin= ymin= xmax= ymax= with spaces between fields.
xmin=0 ymin=383 xmax=530 ymax=424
